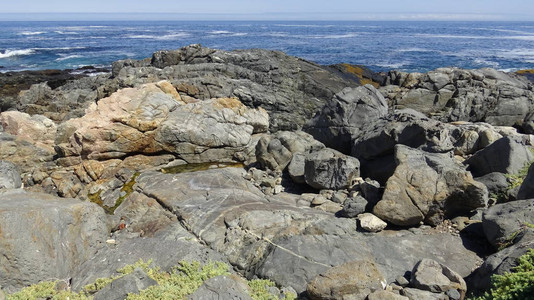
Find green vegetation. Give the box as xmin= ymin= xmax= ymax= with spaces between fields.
xmin=7 ymin=260 xmax=296 ymax=300
xmin=470 ymin=249 xmax=534 ymax=300
xmin=88 ymin=172 xmax=140 ymax=215
xmin=160 ymin=162 xmax=243 ymax=174
xmin=498 ymin=223 xmax=534 ymax=251
xmin=490 ymin=155 xmax=533 ymax=204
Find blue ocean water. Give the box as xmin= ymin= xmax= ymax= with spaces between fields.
xmin=1 ymin=20 xmax=534 ymax=73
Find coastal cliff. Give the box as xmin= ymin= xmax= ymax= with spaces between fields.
xmin=1 ymin=44 xmax=534 ymax=299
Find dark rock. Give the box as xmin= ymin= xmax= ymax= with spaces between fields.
xmin=0 ymin=190 xmax=108 ymax=292
xmin=323 ymin=64 xmax=385 ymax=87
xmin=358 ymin=178 xmax=383 ymax=209
xmin=188 ymin=275 xmax=253 ymax=300
xmin=0 ymin=160 xmax=21 ymax=190
xmin=93 ymin=268 xmax=157 ymax=300
xmin=304 ymin=85 xmax=388 ymax=153
xmin=339 ymin=195 xmax=368 ymax=218
xmin=306 ymin=260 xmax=385 ymax=300
xmin=482 ymin=199 xmax=534 ymax=248
xmin=410 ymin=259 xmax=466 ymax=297
xmin=518 ymin=163 xmax=534 ymax=199
xmin=373 ymin=145 xmax=488 ymax=226
xmin=475 ymin=172 xmax=509 ymax=195
xmin=465 ymin=136 xmax=534 ymax=177
xmin=304 ymin=148 xmax=360 ymax=190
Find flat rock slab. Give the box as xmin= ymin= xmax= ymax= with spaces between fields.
xmin=0 ymin=190 xmax=109 ymax=292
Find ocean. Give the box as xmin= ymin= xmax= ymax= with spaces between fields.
xmin=1 ymin=20 xmax=534 ymax=73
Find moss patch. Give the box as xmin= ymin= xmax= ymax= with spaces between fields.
xmin=87 ymin=172 xmax=140 ymax=215
xmin=161 ymin=162 xmax=243 ymax=174
xmin=517 ymin=69 xmax=534 ymax=75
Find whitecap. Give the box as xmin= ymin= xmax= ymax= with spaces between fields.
xmin=20 ymin=31 xmax=45 ymax=36
xmin=209 ymin=30 xmax=232 ymax=34
xmin=308 ymin=33 xmax=358 ymax=39
xmin=0 ymin=49 xmax=35 ymax=59
xmin=56 ymin=55 xmax=83 ymax=62
xmin=126 ymin=32 xmax=190 ymax=40
xmin=33 ymin=46 xmax=87 ymax=51
xmin=55 ymin=31 xmax=79 ymax=35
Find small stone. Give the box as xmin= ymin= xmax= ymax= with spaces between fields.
xmin=396 ymin=275 xmax=410 ymax=287
xmin=446 ymin=288 xmax=461 ymax=300
xmin=311 ymin=195 xmax=328 ymax=206
xmin=106 ymin=239 xmax=117 ymax=244
xmin=358 ymin=213 xmax=387 ymax=232
xmin=274 ymin=185 xmax=283 ymax=194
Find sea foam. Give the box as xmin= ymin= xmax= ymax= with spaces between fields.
xmin=0 ymin=49 xmax=35 ymax=58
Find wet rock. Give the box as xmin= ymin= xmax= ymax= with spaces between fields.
xmin=304 ymin=148 xmax=360 ymax=190
xmin=306 ymin=260 xmax=385 ymax=300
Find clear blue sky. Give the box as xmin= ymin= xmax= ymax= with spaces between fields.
xmin=1 ymin=0 xmax=533 ymax=21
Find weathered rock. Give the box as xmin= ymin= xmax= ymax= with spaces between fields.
xmin=368 ymin=290 xmax=409 ymax=300
xmin=0 ymin=111 xmax=56 ymax=145
xmin=465 ymin=136 xmax=534 ymax=177
xmin=0 ymin=160 xmax=21 ymax=190
xmin=304 ymin=85 xmax=388 ymax=153
xmin=475 ymin=172 xmax=509 ymax=195
xmin=482 ymin=199 xmax=534 ymax=248
xmin=358 ymin=213 xmax=387 ymax=232
xmin=339 ymin=195 xmax=367 ymax=218
xmin=188 ymin=275 xmax=253 ymax=300
xmin=0 ymin=190 xmax=109 ymax=292
xmin=357 ymin=179 xmax=382 ymax=208
xmin=401 ymin=288 xmax=447 ymax=300
xmin=410 ymin=259 xmax=466 ymax=298
xmin=373 ymin=145 xmax=488 ymax=226
xmin=0 ymin=132 xmax=55 ymax=176
xmin=71 ymin=223 xmax=228 ymax=291
xmin=517 ymin=163 xmax=534 ymax=199
xmin=93 ymin=268 xmax=157 ymax=300
xmin=304 ymin=148 xmax=360 ymax=190
xmin=55 ymin=82 xmax=268 ymax=164
xmin=256 ymin=131 xmax=324 ymax=171
xmin=288 ymin=152 xmax=306 ymax=184
xmin=381 ymin=67 xmax=534 ymax=127
xmin=306 ymin=260 xmax=386 ymax=300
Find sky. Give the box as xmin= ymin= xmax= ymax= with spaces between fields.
xmin=1 ymin=0 xmax=533 ymax=21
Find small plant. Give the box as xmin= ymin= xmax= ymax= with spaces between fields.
xmin=8 ymin=281 xmax=90 ymax=300
xmin=469 ymin=249 xmax=534 ymax=300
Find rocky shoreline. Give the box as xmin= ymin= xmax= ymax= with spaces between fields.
xmin=1 ymin=44 xmax=534 ymax=299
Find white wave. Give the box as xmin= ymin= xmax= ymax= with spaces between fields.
xmin=374 ymin=61 xmax=410 ymax=69
xmin=126 ymin=32 xmax=190 ymax=40
xmin=274 ymin=24 xmax=334 ymax=28
xmin=209 ymin=30 xmax=232 ymax=34
xmin=33 ymin=46 xmax=87 ymax=51
xmin=0 ymin=49 xmax=35 ymax=58
xmin=56 ymin=55 xmax=83 ymax=61
xmin=308 ymin=33 xmax=358 ymax=39
xmin=55 ymin=31 xmax=79 ymax=35
xmin=473 ymin=58 xmax=500 ymax=68
xmin=20 ymin=31 xmax=45 ymax=36
xmin=266 ymin=32 xmax=290 ymax=37
xmin=499 ymin=68 xmax=520 ymax=72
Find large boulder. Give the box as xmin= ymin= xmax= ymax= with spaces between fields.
xmin=373 ymin=145 xmax=488 ymax=226
xmin=0 ymin=111 xmax=56 ymax=145
xmin=0 ymin=160 xmax=21 ymax=190
xmin=517 ymin=163 xmax=534 ymax=200
xmin=0 ymin=190 xmax=109 ymax=292
xmin=304 ymin=148 xmax=360 ymax=190
xmin=55 ymin=82 xmax=269 ymax=164
xmin=256 ymin=131 xmax=324 ymax=171
xmin=465 ymin=136 xmax=534 ymax=177
xmin=306 ymin=260 xmax=386 ymax=300
xmin=304 ymin=85 xmax=388 ymax=153
xmin=482 ymin=199 xmax=534 ymax=248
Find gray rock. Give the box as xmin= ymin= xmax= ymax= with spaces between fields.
xmin=475 ymin=172 xmax=509 ymax=195
xmin=482 ymin=199 xmax=534 ymax=248
xmin=288 ymin=152 xmax=306 ymax=184
xmin=188 ymin=275 xmax=253 ymax=300
xmin=306 ymin=260 xmax=386 ymax=300
xmin=446 ymin=288 xmax=462 ymax=300
xmin=71 ymin=223 xmax=228 ymax=291
xmin=304 ymin=85 xmax=388 ymax=153
xmin=368 ymin=290 xmax=409 ymax=300
xmin=465 ymin=136 xmax=534 ymax=177
xmin=373 ymin=145 xmax=488 ymax=226
xmin=93 ymin=268 xmax=157 ymax=300
xmin=410 ymin=259 xmax=466 ymax=297
xmin=0 ymin=190 xmax=109 ymax=292
xmin=339 ymin=195 xmax=368 ymax=218
xmin=401 ymin=288 xmax=447 ymax=300
xmin=256 ymin=131 xmax=324 ymax=171
xmin=0 ymin=160 xmax=21 ymax=190
xmin=518 ymin=163 xmax=534 ymax=199
xmin=304 ymin=148 xmax=360 ymax=190
xmin=358 ymin=179 xmax=382 ymax=208
xmin=358 ymin=213 xmax=388 ymax=233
